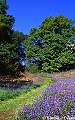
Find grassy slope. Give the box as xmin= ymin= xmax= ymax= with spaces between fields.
xmin=0 ymin=77 xmax=53 ymax=120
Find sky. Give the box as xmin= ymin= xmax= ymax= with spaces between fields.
xmin=7 ymin=0 xmax=75 ymax=34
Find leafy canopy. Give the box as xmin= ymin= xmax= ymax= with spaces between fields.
xmin=26 ymin=16 xmax=75 ymax=72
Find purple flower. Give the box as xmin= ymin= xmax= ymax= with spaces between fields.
xmin=22 ymin=78 xmax=75 ymax=119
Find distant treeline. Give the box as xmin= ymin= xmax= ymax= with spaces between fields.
xmin=0 ymin=0 xmax=75 ymax=74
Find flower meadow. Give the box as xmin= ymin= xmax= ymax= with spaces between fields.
xmin=17 ymin=78 xmax=75 ymax=120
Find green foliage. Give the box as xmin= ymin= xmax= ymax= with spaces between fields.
xmin=0 ymin=1 xmax=75 ymax=74
xmin=0 ymin=1 xmax=27 ymax=74
xmin=12 ymin=31 xmax=25 ymax=43
xmin=0 ymin=0 xmax=8 ymax=15
xmin=0 ymin=0 xmax=17 ymax=74
xmin=26 ymin=16 xmax=75 ymax=72
xmin=27 ymin=64 xmax=39 ymax=73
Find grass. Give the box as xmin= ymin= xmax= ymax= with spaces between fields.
xmin=0 ymin=85 xmax=33 ymax=101
xmin=0 ymin=77 xmax=53 ymax=120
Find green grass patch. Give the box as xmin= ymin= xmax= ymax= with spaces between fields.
xmin=0 ymin=78 xmax=53 ymax=112
xmin=0 ymin=86 xmax=30 ymax=101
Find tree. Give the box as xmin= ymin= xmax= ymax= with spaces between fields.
xmin=0 ymin=0 xmax=7 ymax=14
xmin=26 ymin=16 xmax=75 ymax=72
xmin=12 ymin=31 xmax=26 ymax=43
xmin=0 ymin=0 xmax=15 ymax=74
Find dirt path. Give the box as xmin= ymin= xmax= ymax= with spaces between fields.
xmin=51 ymin=69 xmax=75 ymax=81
